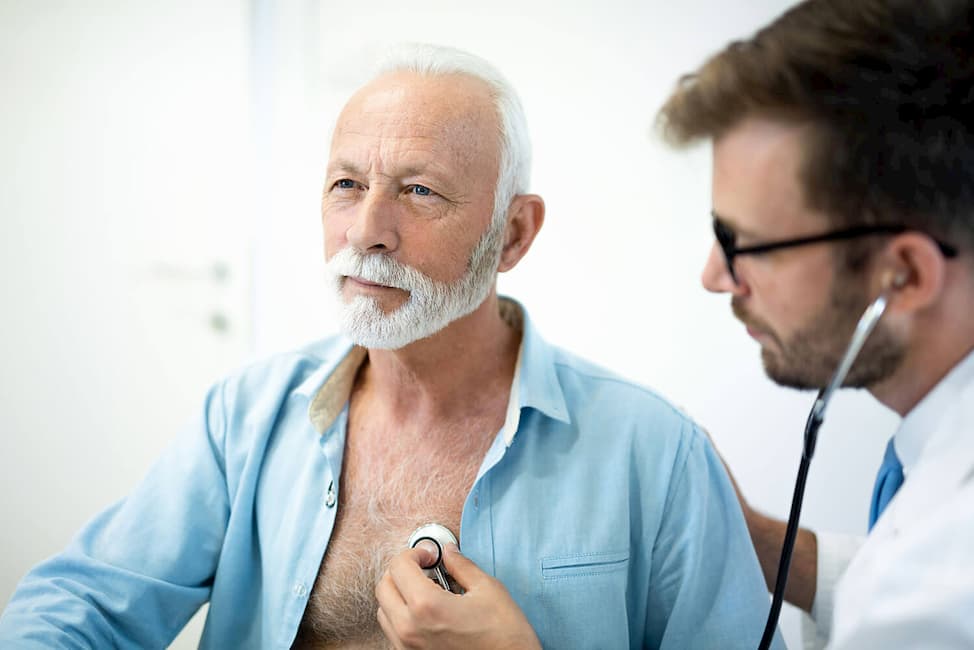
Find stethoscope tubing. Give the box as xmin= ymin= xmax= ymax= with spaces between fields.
xmin=757 ymin=293 xmax=890 ymax=650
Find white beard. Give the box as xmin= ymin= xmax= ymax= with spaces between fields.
xmin=325 ymin=217 xmax=505 ymax=350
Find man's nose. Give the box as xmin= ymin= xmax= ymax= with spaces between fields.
xmin=346 ymin=191 xmax=400 ymax=253
xmin=701 ymin=242 xmax=742 ymax=294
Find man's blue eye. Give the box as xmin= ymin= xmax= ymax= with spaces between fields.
xmin=411 ymin=185 xmax=432 ymax=196
xmin=336 ymin=179 xmax=355 ymax=189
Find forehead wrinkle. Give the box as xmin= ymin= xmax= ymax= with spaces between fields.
xmin=339 ymin=115 xmax=491 ymax=165
xmin=326 ymin=157 xmax=369 ymax=177
xmin=329 ymin=73 xmax=501 ymax=197
xmin=331 ymin=132 xmax=488 ymax=198
xmin=329 ymin=144 xmax=463 ymax=192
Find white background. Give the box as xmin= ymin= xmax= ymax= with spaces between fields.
xmin=1 ymin=1 xmax=899 ymax=648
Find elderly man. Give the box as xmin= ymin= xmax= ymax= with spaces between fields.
xmin=0 ymin=45 xmax=777 ymax=649
xmin=380 ymin=2 xmax=974 ymax=649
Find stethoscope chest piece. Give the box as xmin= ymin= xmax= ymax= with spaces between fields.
xmin=407 ymin=522 xmax=460 ymax=593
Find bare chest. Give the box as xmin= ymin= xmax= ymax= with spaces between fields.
xmin=293 ymin=415 xmax=497 ymax=649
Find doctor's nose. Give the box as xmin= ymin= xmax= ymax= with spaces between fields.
xmin=346 ymin=193 xmax=400 ymax=253
xmin=701 ymin=242 xmax=741 ymax=295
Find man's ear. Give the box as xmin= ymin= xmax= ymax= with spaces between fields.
xmin=876 ymin=232 xmax=948 ymax=314
xmin=498 ymin=194 xmax=545 ymax=273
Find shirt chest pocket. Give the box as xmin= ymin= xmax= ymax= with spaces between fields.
xmin=539 ymin=550 xmax=631 ymax=649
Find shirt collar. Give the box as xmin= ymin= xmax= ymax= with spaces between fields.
xmin=301 ymin=297 xmax=571 ymax=443
xmin=508 ymin=298 xmax=571 ymax=435
xmin=894 ymin=347 xmax=974 ymax=475
xmin=303 ymin=344 xmax=366 ymax=434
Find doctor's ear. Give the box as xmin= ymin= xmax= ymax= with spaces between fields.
xmin=878 ymin=233 xmax=948 ymax=312
xmin=497 ymin=194 xmax=545 ymax=273
xmin=883 ymin=271 xmax=909 ymax=292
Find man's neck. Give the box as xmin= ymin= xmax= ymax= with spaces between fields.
xmin=355 ymin=293 xmax=521 ymax=425
xmin=869 ymin=288 xmax=974 ymax=416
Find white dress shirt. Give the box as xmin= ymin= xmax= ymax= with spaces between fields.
xmin=819 ymin=349 xmax=974 ymax=648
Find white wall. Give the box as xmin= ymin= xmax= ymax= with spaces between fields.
xmin=0 ymin=1 xmax=253 ymax=646
xmin=1 ymin=1 xmax=900 ymax=649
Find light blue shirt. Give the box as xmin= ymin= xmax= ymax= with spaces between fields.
xmin=0 ymin=301 xmax=783 ymax=649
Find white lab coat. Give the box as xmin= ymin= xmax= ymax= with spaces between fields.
xmin=803 ymin=349 xmax=974 ymax=649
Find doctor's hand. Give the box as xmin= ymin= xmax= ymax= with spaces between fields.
xmin=375 ymin=542 xmax=542 ymax=650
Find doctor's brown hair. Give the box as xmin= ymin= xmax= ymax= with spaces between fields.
xmin=658 ymin=0 xmax=974 ymax=252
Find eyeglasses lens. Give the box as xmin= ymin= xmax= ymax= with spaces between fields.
xmin=712 ymin=219 xmax=738 ymax=283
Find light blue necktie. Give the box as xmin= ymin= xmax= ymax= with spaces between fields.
xmin=868 ymin=437 xmax=904 ymax=530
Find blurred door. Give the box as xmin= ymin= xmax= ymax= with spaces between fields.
xmin=0 ymin=1 xmax=253 ymax=647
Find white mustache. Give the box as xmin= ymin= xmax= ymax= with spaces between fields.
xmin=326 ymin=247 xmax=433 ymax=293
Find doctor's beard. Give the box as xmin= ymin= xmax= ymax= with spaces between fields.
xmin=733 ymin=278 xmax=905 ymax=390
xmin=325 ymin=216 xmax=505 ymax=350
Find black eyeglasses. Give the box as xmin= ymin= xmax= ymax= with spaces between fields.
xmin=712 ymin=217 xmax=958 ymax=284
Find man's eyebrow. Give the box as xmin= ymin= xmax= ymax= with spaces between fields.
xmin=393 ymin=164 xmax=460 ymax=191
xmin=325 ymin=160 xmax=447 ymax=182
xmin=326 ymin=160 xmax=364 ymax=176
xmin=397 ymin=164 xmax=433 ymax=178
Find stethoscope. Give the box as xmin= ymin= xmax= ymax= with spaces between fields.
xmin=757 ymin=291 xmax=892 ymax=650
xmin=408 ymin=522 xmax=461 ymax=593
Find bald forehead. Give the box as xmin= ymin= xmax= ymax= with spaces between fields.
xmin=331 ymin=72 xmax=501 ymax=174
xmin=350 ymin=71 xmax=497 ymax=122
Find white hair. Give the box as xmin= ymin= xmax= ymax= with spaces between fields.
xmin=373 ymin=43 xmax=532 ymax=225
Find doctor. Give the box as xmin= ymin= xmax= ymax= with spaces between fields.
xmin=658 ymin=0 xmax=974 ymax=646
xmin=375 ymin=0 xmax=974 ymax=648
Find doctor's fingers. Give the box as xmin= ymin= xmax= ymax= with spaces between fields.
xmin=375 ymin=569 xmax=453 ymax=649
xmin=376 ymin=605 xmax=408 ymax=650
xmin=438 ymin=544 xmax=494 ymax=593
xmin=378 ymin=550 xmax=453 ymax=616
xmin=374 ymin=570 xmax=421 ymax=649
xmin=385 ymin=547 xmax=452 ymax=601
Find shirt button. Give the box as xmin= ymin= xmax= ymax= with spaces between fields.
xmin=293 ymin=583 xmax=307 ymax=597
xmin=325 ymin=480 xmax=336 ymax=508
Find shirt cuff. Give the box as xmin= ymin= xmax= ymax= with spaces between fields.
xmin=801 ymin=531 xmax=863 ymax=648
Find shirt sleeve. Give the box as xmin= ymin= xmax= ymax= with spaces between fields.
xmin=799 ymin=530 xmax=862 ymax=648
xmin=645 ymin=423 xmax=787 ymax=650
xmin=0 ymin=382 xmax=232 ymax=649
